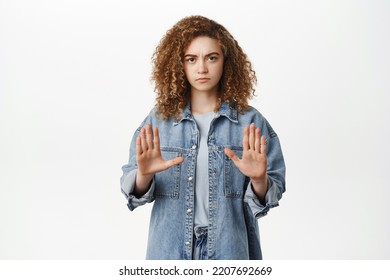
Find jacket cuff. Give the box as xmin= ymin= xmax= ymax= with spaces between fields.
xmin=121 ymin=169 xmax=155 ymax=211
xmin=244 ymin=177 xmax=282 ymax=219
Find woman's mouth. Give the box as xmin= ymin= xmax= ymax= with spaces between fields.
xmin=196 ymin=78 xmax=210 ymax=83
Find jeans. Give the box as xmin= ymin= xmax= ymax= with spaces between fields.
xmin=193 ymin=226 xmax=208 ymax=260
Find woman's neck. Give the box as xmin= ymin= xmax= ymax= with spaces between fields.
xmin=190 ymin=90 xmax=218 ymax=114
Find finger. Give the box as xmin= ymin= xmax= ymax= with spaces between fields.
xmin=255 ymin=128 xmax=261 ymax=152
xmin=164 ymin=156 xmax=185 ymax=169
xmin=153 ymin=126 xmax=160 ymax=151
xmin=145 ymin=124 xmax=153 ymax=150
xmin=249 ymin=123 xmax=255 ymax=150
xmin=243 ymin=126 xmax=249 ymax=151
xmin=260 ymin=135 xmax=267 ymax=155
xmin=224 ymin=148 xmax=240 ymax=166
xmin=136 ymin=135 xmax=143 ymax=156
xmin=140 ymin=127 xmax=148 ymax=152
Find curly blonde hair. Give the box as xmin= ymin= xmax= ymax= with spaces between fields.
xmin=152 ymin=15 xmax=257 ymax=120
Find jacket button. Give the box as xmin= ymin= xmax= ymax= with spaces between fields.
xmin=188 ymin=177 xmax=193 ymax=181
xmin=191 ymin=145 xmax=197 ymax=149
xmin=185 ymin=241 xmax=190 ymax=246
xmin=187 ymin=208 xmax=192 ymax=213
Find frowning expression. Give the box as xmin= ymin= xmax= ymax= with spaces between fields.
xmin=183 ymin=36 xmax=224 ymax=95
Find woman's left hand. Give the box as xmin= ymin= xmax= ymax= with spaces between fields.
xmin=224 ymin=123 xmax=268 ymax=200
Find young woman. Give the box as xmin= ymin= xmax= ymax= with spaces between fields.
xmin=120 ymin=15 xmax=286 ymax=260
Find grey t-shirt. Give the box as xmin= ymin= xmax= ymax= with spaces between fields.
xmin=193 ymin=112 xmax=215 ymax=228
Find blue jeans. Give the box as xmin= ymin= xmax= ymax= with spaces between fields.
xmin=193 ymin=226 xmax=208 ymax=260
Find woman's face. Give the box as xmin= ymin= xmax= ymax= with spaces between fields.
xmin=183 ymin=36 xmax=224 ymax=96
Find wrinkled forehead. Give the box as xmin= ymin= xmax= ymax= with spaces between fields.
xmin=184 ymin=36 xmax=223 ymax=55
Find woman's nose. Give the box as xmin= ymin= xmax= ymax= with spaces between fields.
xmin=197 ymin=60 xmax=208 ymax=74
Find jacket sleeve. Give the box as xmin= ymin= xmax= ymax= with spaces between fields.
xmin=120 ymin=115 xmax=155 ymax=211
xmin=244 ymin=117 xmax=286 ymax=219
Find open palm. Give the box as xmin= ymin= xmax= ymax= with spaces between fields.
xmin=224 ymin=123 xmax=267 ymax=183
xmin=136 ymin=124 xmax=184 ymax=176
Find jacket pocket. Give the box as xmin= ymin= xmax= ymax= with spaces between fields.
xmin=154 ymin=148 xmax=181 ymax=199
xmin=224 ymin=147 xmax=246 ymax=198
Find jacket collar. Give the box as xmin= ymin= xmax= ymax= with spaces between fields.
xmin=173 ymin=101 xmax=238 ymax=126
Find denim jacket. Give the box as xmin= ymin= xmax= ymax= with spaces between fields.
xmin=120 ymin=102 xmax=286 ymax=260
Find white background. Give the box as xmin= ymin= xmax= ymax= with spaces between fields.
xmin=0 ymin=0 xmax=389 ymax=260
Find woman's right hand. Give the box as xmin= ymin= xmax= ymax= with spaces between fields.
xmin=134 ymin=124 xmax=184 ymax=194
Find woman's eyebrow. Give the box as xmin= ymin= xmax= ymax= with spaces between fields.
xmin=184 ymin=52 xmax=221 ymax=57
xmin=206 ymin=52 xmax=220 ymax=57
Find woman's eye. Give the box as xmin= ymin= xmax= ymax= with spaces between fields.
xmin=186 ymin=57 xmax=196 ymax=63
xmin=208 ymin=56 xmax=217 ymax=62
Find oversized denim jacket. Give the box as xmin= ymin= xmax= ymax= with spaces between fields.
xmin=120 ymin=102 xmax=286 ymax=260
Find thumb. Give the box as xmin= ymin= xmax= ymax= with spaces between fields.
xmin=164 ymin=156 xmax=185 ymax=169
xmin=224 ymin=148 xmax=240 ymax=165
